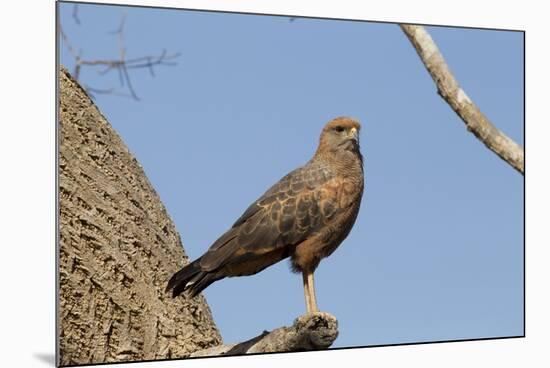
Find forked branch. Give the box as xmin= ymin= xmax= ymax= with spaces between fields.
xmin=59 ymin=11 xmax=180 ymax=100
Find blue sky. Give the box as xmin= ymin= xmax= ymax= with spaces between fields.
xmin=59 ymin=2 xmax=524 ymax=349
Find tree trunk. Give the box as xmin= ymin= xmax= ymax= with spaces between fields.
xmin=58 ymin=67 xmax=222 ymax=366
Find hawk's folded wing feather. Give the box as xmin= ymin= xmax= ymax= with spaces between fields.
xmin=198 ymin=161 xmax=338 ymax=272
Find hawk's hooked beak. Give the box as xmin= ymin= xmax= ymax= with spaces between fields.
xmin=349 ymin=127 xmax=359 ymax=142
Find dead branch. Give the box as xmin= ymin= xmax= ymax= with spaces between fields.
xmin=59 ymin=12 xmax=180 ymax=100
xmin=190 ymin=312 xmax=339 ymax=357
xmin=400 ymin=24 xmax=524 ymax=175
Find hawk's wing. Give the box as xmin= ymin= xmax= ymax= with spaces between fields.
xmin=198 ymin=160 xmax=339 ymax=272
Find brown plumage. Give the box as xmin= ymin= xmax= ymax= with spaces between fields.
xmin=166 ymin=117 xmax=364 ymax=313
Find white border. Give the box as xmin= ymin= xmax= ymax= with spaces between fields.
xmin=2 ymin=0 xmax=547 ymax=367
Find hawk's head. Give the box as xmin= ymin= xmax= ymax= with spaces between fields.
xmin=318 ymin=116 xmax=362 ymax=155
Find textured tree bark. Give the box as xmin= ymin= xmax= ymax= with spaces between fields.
xmin=400 ymin=24 xmax=524 ymax=175
xmin=190 ymin=312 xmax=339 ymax=357
xmin=58 ymin=67 xmax=222 ymax=366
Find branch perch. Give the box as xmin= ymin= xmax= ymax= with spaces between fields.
xmin=400 ymin=24 xmax=524 ymax=175
xmin=191 ymin=312 xmax=339 ymax=357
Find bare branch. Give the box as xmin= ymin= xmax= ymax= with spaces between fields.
xmin=110 ymin=12 xmax=127 ymax=62
xmin=84 ymin=85 xmax=137 ymax=100
xmin=121 ymin=64 xmax=139 ymax=100
xmin=146 ymin=57 xmax=155 ymax=77
xmin=60 ymin=11 xmax=180 ymax=101
xmin=190 ymin=312 xmax=339 ymax=357
xmin=109 ymin=11 xmax=127 ymax=35
xmin=83 ymin=85 xmax=115 ymax=95
xmin=400 ymin=24 xmax=524 ymax=175
xmin=72 ymin=4 xmax=81 ymax=25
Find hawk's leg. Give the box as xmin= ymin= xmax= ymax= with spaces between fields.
xmin=302 ymin=270 xmax=319 ymax=314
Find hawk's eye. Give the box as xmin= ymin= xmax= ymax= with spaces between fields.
xmin=334 ymin=126 xmax=345 ymax=133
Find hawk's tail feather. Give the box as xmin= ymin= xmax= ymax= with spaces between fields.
xmin=166 ymin=258 xmax=221 ymax=298
xmin=186 ymin=272 xmax=220 ymax=298
xmin=166 ymin=258 xmax=201 ymax=297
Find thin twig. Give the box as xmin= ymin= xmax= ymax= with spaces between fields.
xmin=400 ymin=24 xmax=524 ymax=175
xmin=121 ymin=64 xmax=139 ymax=100
xmin=59 ymin=25 xmax=82 ymax=79
xmin=60 ymin=11 xmax=180 ymax=101
xmin=84 ymin=85 xmax=136 ymax=100
xmin=72 ymin=4 xmax=81 ymax=25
